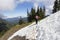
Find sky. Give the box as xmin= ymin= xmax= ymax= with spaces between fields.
xmin=0 ymin=0 xmax=55 ymax=18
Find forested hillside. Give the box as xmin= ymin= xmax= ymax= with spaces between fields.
xmin=0 ymin=18 xmax=13 ymax=37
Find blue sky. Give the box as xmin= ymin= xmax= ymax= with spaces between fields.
xmin=0 ymin=0 xmax=55 ymax=18
xmin=3 ymin=2 xmax=33 ymax=18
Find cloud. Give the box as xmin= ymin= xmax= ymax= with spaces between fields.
xmin=0 ymin=0 xmax=55 ymax=11
xmin=0 ymin=13 xmax=6 ymax=18
xmin=0 ymin=0 xmax=56 ymax=17
xmin=34 ymin=3 xmax=38 ymax=11
xmin=19 ymin=0 xmax=55 ymax=13
xmin=19 ymin=0 xmax=46 ymax=10
xmin=0 ymin=0 xmax=18 ymax=11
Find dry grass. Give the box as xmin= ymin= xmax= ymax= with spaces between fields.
xmin=0 ymin=22 xmax=32 ymax=40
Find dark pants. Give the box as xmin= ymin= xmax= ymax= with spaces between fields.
xmin=36 ymin=19 xmax=38 ymax=24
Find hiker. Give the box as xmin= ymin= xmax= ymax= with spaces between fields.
xmin=35 ymin=15 xmax=39 ymax=24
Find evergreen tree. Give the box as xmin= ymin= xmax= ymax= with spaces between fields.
xmin=52 ymin=0 xmax=59 ymax=13
xmin=27 ymin=9 xmax=32 ymax=22
xmin=39 ymin=7 xmax=43 ymax=19
xmin=27 ymin=6 xmax=45 ymax=22
xmin=36 ymin=7 xmax=40 ymax=16
xmin=58 ymin=0 xmax=60 ymax=10
xmin=42 ymin=6 xmax=45 ymax=18
xmin=19 ymin=16 xmax=23 ymax=25
xmin=30 ymin=8 xmax=36 ymax=20
xmin=36 ymin=7 xmax=45 ymax=19
xmin=0 ymin=18 xmax=8 ymax=32
xmin=0 ymin=22 xmax=8 ymax=32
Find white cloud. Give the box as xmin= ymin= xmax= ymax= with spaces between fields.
xmin=34 ymin=3 xmax=38 ymax=11
xmin=19 ymin=0 xmax=55 ymax=14
xmin=19 ymin=0 xmax=46 ymax=10
xmin=19 ymin=0 xmax=32 ymax=3
xmin=0 ymin=0 xmax=18 ymax=11
xmin=0 ymin=13 xmax=6 ymax=18
xmin=47 ymin=5 xmax=53 ymax=10
xmin=0 ymin=0 xmax=56 ymax=17
xmin=45 ymin=9 xmax=50 ymax=16
xmin=0 ymin=0 xmax=55 ymax=12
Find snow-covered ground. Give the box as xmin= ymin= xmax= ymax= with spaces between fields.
xmin=8 ymin=11 xmax=60 ymax=40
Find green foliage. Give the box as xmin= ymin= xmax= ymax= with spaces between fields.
xmin=36 ymin=7 xmax=40 ymax=16
xmin=52 ymin=0 xmax=60 ymax=13
xmin=0 ymin=18 xmax=10 ymax=37
xmin=0 ymin=23 xmax=8 ymax=32
xmin=41 ymin=6 xmax=45 ymax=19
xmin=58 ymin=0 xmax=60 ymax=10
xmin=27 ymin=6 xmax=46 ymax=22
xmin=27 ymin=9 xmax=32 ymax=22
xmin=0 ymin=18 xmax=9 ymax=32
xmin=37 ymin=7 xmax=45 ymax=19
xmin=19 ymin=16 xmax=24 ymax=25
xmin=31 ymin=8 xmax=36 ymax=20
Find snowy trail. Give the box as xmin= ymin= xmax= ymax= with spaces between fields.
xmin=8 ymin=11 xmax=60 ymax=40
xmin=8 ymin=22 xmax=38 ymax=40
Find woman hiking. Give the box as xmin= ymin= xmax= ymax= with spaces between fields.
xmin=35 ymin=15 xmax=39 ymax=24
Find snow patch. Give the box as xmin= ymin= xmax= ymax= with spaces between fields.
xmin=8 ymin=11 xmax=60 ymax=40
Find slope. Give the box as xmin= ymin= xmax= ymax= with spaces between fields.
xmin=7 ymin=11 xmax=60 ymax=40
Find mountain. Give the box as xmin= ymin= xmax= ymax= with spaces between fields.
xmin=8 ymin=11 xmax=60 ymax=40
xmin=5 ymin=17 xmax=20 ymax=24
xmin=0 ymin=18 xmax=9 ymax=32
xmin=0 ymin=18 xmax=7 ymax=23
xmin=5 ymin=17 xmax=28 ymax=24
xmin=0 ymin=17 xmax=13 ymax=30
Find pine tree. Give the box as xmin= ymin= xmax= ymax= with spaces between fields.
xmin=52 ymin=0 xmax=59 ymax=13
xmin=36 ymin=6 xmax=45 ymax=19
xmin=42 ymin=6 xmax=45 ymax=18
xmin=39 ymin=7 xmax=43 ymax=19
xmin=27 ymin=9 xmax=32 ymax=22
xmin=58 ymin=0 xmax=60 ymax=10
xmin=36 ymin=7 xmax=40 ymax=16
xmin=30 ymin=8 xmax=36 ymax=21
xmin=39 ymin=7 xmax=45 ymax=19
xmin=27 ymin=6 xmax=45 ymax=22
xmin=19 ymin=16 xmax=23 ymax=25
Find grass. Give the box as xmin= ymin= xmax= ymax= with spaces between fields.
xmin=0 ymin=22 xmax=32 ymax=40
xmin=0 ymin=31 xmax=6 ymax=37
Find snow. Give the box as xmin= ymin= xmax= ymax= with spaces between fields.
xmin=8 ymin=11 xmax=60 ymax=40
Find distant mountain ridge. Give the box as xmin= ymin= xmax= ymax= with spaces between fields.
xmin=5 ymin=17 xmax=28 ymax=24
